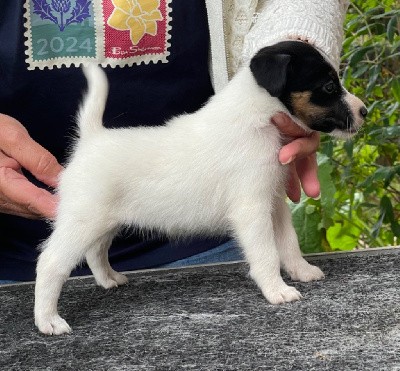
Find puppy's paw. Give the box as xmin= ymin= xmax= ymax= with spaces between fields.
xmin=262 ymin=283 xmax=303 ymax=305
xmin=96 ymin=270 xmax=128 ymax=289
xmin=110 ymin=270 xmax=129 ymax=285
xmin=35 ymin=314 xmax=72 ymax=336
xmin=286 ymin=261 xmax=325 ymax=282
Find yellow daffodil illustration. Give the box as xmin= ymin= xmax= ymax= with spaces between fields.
xmin=108 ymin=0 xmax=163 ymax=45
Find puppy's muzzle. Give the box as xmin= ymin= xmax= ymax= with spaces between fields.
xmin=344 ymin=89 xmax=367 ymax=132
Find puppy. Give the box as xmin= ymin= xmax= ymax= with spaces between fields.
xmin=35 ymin=41 xmax=366 ymax=335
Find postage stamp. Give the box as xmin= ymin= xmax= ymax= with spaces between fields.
xmin=24 ymin=0 xmax=172 ymax=69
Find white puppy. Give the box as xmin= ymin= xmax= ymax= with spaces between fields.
xmin=35 ymin=41 xmax=366 ymax=335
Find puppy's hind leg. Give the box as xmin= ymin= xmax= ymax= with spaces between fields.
xmin=85 ymin=230 xmax=128 ymax=289
xmin=273 ymin=196 xmax=324 ymax=282
xmin=34 ymin=219 xmax=115 ymax=335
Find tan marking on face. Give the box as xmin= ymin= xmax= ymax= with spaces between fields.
xmin=290 ymin=91 xmax=329 ymax=128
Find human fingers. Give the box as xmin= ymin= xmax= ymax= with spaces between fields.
xmin=272 ymin=112 xmax=320 ymax=201
xmin=0 ymin=194 xmax=42 ymax=219
xmin=295 ymin=154 xmax=320 ymax=199
xmin=0 ymin=164 xmax=58 ymax=219
xmin=0 ymin=114 xmax=63 ymax=187
xmin=286 ymin=162 xmax=301 ymax=203
xmin=271 ymin=112 xmax=312 ymax=138
xmin=278 ymin=131 xmax=320 ymax=165
xmin=0 ymin=150 xmax=58 ymax=218
xmin=0 ymin=149 xmax=20 ymax=170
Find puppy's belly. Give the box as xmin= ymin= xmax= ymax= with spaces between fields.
xmin=116 ymin=181 xmax=230 ymax=236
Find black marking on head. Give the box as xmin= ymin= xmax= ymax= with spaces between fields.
xmin=250 ymin=41 xmax=356 ymax=135
xmin=250 ymin=53 xmax=291 ymax=97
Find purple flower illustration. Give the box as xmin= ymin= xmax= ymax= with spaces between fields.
xmin=32 ymin=0 xmax=91 ymax=31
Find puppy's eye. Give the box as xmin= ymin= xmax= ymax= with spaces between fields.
xmin=323 ymin=81 xmax=336 ymax=94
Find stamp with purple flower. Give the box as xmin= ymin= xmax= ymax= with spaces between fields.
xmin=24 ymin=0 xmax=172 ymax=69
xmin=25 ymin=0 xmax=95 ymax=69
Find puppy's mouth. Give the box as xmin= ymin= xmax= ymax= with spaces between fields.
xmin=338 ymin=116 xmax=359 ymax=133
xmin=346 ymin=126 xmax=358 ymax=134
xmin=309 ymin=115 xmax=361 ymax=138
xmin=329 ymin=115 xmax=364 ymax=139
xmin=310 ymin=117 xmax=349 ymax=133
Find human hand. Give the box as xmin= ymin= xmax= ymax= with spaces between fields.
xmin=271 ymin=112 xmax=321 ymax=203
xmin=0 ymin=114 xmax=63 ymax=219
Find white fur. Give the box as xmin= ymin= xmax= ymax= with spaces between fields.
xmin=34 ymin=64 xmax=326 ymax=335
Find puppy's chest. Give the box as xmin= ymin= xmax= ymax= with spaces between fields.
xmin=220 ymin=127 xmax=284 ymax=174
xmin=214 ymin=135 xmax=288 ymax=202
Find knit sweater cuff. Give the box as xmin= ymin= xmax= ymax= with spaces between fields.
xmin=242 ymin=0 xmax=350 ymax=72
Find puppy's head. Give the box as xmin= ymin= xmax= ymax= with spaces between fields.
xmin=250 ymin=41 xmax=367 ymax=138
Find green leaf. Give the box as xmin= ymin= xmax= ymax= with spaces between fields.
xmin=387 ymin=15 xmax=398 ymax=42
xmin=343 ymin=35 xmax=356 ymax=50
xmin=372 ymin=196 xmax=400 ymax=238
xmin=371 ymin=212 xmax=385 ymax=239
xmin=366 ymin=65 xmax=381 ymax=95
xmin=371 ymin=10 xmax=400 ymax=20
xmin=357 ymin=144 xmax=378 ymax=163
xmin=360 ymin=166 xmax=397 ymax=188
xmin=380 ymin=196 xmax=400 ymax=237
xmin=320 ymin=137 xmax=334 ymax=157
xmin=349 ymin=46 xmax=374 ymax=67
xmin=380 ymin=195 xmax=393 ymax=223
xmin=387 ymin=102 xmax=400 ymax=117
xmin=391 ymin=78 xmax=400 ymax=102
xmin=352 ymin=64 xmax=369 ymax=78
xmin=343 ymin=140 xmax=354 ymax=158
xmin=364 ymin=6 xmax=384 ymax=17
xmin=369 ymin=125 xmax=400 ymax=140
xmin=317 ymin=154 xmax=336 ymax=229
xmin=305 ymin=205 xmax=316 ymax=215
xmin=373 ymin=85 xmax=384 ymax=98
xmin=326 ymin=221 xmax=361 ymax=251
xmin=291 ymin=200 xmax=323 ymax=254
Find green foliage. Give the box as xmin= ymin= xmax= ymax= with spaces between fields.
xmin=293 ymin=0 xmax=400 ymax=252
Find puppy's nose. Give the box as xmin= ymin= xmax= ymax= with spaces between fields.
xmin=359 ymin=106 xmax=368 ymax=118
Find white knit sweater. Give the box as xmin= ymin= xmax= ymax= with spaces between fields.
xmin=206 ymin=0 xmax=349 ymax=91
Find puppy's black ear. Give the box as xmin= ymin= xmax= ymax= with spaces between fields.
xmin=250 ymin=52 xmax=291 ymax=97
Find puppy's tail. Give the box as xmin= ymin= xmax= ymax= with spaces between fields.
xmin=77 ymin=64 xmax=109 ymax=140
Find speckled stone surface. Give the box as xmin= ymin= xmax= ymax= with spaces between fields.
xmin=1 ymin=248 xmax=400 ymax=370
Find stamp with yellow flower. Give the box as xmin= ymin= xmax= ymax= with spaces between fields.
xmin=103 ymin=0 xmax=171 ymax=65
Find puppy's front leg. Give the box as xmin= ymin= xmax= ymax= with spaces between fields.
xmin=272 ymin=196 xmax=325 ymax=282
xmin=230 ymin=198 xmax=302 ymax=304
